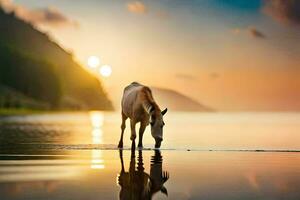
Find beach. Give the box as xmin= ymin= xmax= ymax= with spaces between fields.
xmin=0 ymin=112 xmax=300 ymax=200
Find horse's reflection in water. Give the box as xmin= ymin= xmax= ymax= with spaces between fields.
xmin=118 ymin=149 xmax=169 ymax=200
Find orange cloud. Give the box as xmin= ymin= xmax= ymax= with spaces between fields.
xmin=263 ymin=0 xmax=300 ymax=26
xmin=0 ymin=0 xmax=77 ymax=28
xmin=127 ymin=1 xmax=147 ymax=14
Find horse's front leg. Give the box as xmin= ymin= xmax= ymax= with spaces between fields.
xmin=130 ymin=119 xmax=137 ymax=149
xmin=138 ymin=122 xmax=147 ymax=148
xmin=119 ymin=149 xmax=125 ymax=173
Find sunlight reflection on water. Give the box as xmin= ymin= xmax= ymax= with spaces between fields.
xmin=89 ymin=111 xmax=105 ymax=169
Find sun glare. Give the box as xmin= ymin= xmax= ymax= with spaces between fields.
xmin=100 ymin=65 xmax=112 ymax=77
xmin=87 ymin=56 xmax=100 ymax=69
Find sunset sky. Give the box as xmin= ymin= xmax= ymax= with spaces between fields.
xmin=2 ymin=0 xmax=300 ymax=111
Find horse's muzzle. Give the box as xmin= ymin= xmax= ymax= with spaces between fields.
xmin=155 ymin=139 xmax=162 ymax=148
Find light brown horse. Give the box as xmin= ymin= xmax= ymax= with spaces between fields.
xmin=118 ymin=82 xmax=167 ymax=148
xmin=117 ymin=149 xmax=169 ymax=200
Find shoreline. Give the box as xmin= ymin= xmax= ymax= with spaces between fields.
xmin=1 ymin=143 xmax=299 ymax=153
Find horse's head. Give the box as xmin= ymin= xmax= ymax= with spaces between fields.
xmin=149 ymin=150 xmax=169 ymax=198
xmin=150 ymin=108 xmax=168 ymax=148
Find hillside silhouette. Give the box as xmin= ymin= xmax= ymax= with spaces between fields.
xmin=0 ymin=9 xmax=112 ymax=110
xmin=151 ymin=87 xmax=213 ymax=112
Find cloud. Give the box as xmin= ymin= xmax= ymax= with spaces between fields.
xmin=232 ymin=27 xmax=266 ymax=39
xmin=248 ymin=27 xmax=266 ymax=39
xmin=263 ymin=0 xmax=300 ymax=26
xmin=16 ymin=7 xmax=78 ymax=28
xmin=126 ymin=1 xmax=169 ymax=19
xmin=0 ymin=0 xmax=77 ymax=28
xmin=127 ymin=1 xmax=147 ymax=14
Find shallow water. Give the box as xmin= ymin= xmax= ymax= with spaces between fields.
xmin=0 ymin=112 xmax=300 ymax=200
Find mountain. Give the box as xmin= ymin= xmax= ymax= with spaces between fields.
xmin=151 ymin=87 xmax=213 ymax=112
xmin=0 ymin=9 xmax=113 ymax=110
xmin=0 ymin=85 xmax=49 ymax=109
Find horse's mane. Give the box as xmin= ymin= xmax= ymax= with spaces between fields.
xmin=140 ymin=86 xmax=160 ymax=114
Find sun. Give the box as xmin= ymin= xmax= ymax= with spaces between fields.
xmin=99 ymin=65 xmax=112 ymax=77
xmin=87 ymin=56 xmax=112 ymax=77
xmin=87 ymin=56 xmax=100 ymax=69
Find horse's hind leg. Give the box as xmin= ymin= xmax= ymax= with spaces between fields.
xmin=130 ymin=119 xmax=137 ymax=149
xmin=118 ymin=112 xmax=127 ymax=148
xmin=138 ymin=122 xmax=146 ymax=148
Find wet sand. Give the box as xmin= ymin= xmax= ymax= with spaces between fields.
xmin=1 ymin=150 xmax=300 ymax=200
xmin=0 ymin=112 xmax=300 ymax=199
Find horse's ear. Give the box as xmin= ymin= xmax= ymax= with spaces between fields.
xmin=161 ymin=186 xmax=168 ymax=196
xmin=161 ymin=108 xmax=168 ymax=115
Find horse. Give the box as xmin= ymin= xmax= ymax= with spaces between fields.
xmin=118 ymin=82 xmax=168 ymax=149
xmin=117 ymin=149 xmax=169 ymax=200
